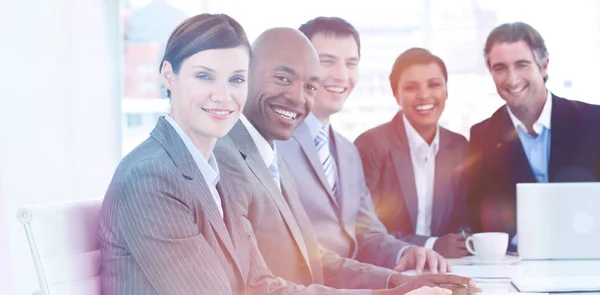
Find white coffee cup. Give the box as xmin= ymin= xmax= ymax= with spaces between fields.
xmin=465 ymin=232 xmax=509 ymax=261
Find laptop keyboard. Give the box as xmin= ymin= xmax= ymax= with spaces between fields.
xmin=512 ymin=275 xmax=600 ymax=292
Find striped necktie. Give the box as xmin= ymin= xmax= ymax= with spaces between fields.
xmin=268 ymin=156 xmax=281 ymax=192
xmin=314 ymin=125 xmax=337 ymax=195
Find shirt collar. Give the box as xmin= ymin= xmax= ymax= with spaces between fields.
xmin=506 ymin=89 xmax=552 ymax=134
xmin=402 ymin=114 xmax=440 ymax=155
xmin=305 ymin=112 xmax=331 ymax=140
xmin=164 ymin=115 xmax=220 ymax=186
xmin=239 ymin=115 xmax=277 ymax=168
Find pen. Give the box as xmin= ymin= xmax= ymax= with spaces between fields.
xmin=457 ymin=227 xmax=471 ymax=239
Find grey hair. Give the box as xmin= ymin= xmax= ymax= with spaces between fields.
xmin=484 ymin=22 xmax=549 ymax=82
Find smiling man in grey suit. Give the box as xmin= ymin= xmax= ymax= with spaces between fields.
xmin=278 ymin=17 xmax=450 ymax=271
xmin=214 ymin=27 xmax=477 ymax=294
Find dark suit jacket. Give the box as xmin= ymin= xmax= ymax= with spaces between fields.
xmin=99 ymin=117 xmax=348 ymax=295
xmin=355 ymin=112 xmax=470 ymax=246
xmin=466 ymin=94 xmax=600 ymax=248
xmin=214 ymin=121 xmax=390 ymax=292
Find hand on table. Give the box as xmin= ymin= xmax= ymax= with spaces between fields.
xmin=433 ymin=234 xmax=470 ymax=259
xmin=395 ymin=246 xmax=450 ymax=274
xmin=384 ymin=273 xmax=481 ymax=295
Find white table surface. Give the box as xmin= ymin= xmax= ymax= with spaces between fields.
xmin=403 ymin=258 xmax=600 ymax=294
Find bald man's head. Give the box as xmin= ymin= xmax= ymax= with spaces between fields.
xmin=251 ymin=28 xmax=314 ymax=61
xmin=243 ymin=27 xmax=321 ymax=144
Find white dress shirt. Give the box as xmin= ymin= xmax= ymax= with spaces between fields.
xmin=506 ymin=89 xmax=552 ymax=135
xmin=165 ymin=115 xmax=223 ymax=217
xmin=239 ymin=116 xmax=279 ymax=185
xmin=403 ymin=115 xmax=439 ymax=249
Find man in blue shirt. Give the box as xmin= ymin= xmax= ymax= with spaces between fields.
xmin=467 ymin=22 xmax=600 ymax=251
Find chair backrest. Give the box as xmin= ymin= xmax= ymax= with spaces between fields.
xmin=18 ymin=199 xmax=103 ymax=295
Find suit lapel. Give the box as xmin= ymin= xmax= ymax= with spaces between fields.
xmin=494 ymin=108 xmax=535 ymax=183
xmin=292 ymin=123 xmax=338 ymax=206
xmin=278 ymin=157 xmax=313 ymax=279
xmin=430 ymin=130 xmax=453 ymax=235
xmin=389 ymin=113 xmax=419 ymax=230
xmin=151 ymin=117 xmax=244 ymax=278
xmin=245 ymin=150 xmax=281 ymax=198
xmin=217 ymin=176 xmax=249 ymax=283
xmin=228 ymin=121 xmax=313 ymax=276
xmin=548 ymin=95 xmax=573 ymax=181
xmin=198 ymin=179 xmax=245 ymax=280
xmin=228 ymin=122 xmax=282 ymax=196
xmin=331 ymin=130 xmax=352 ymax=220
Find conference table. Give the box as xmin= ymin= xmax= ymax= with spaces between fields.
xmin=403 ymin=257 xmax=600 ymax=294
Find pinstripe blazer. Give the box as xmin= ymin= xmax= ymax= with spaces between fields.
xmin=99 ymin=117 xmax=364 ymax=295
xmin=214 ymin=121 xmax=394 ymax=291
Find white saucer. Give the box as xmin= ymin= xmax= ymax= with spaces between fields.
xmin=465 ymin=255 xmax=522 ymax=265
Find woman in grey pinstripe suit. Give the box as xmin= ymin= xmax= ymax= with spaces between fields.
xmin=99 ymin=13 xmax=263 ymax=295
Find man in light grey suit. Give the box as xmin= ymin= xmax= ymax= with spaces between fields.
xmin=215 ymin=26 xmax=477 ymax=294
xmin=278 ymin=17 xmax=449 ymax=273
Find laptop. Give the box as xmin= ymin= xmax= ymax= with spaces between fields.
xmin=517 ymin=182 xmax=600 ymax=260
xmin=512 ymin=275 xmax=600 ymax=293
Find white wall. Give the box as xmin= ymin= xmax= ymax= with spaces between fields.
xmin=0 ymin=0 xmax=121 ymax=294
xmin=496 ymin=0 xmax=600 ymax=104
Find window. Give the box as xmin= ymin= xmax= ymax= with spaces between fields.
xmin=120 ymin=0 xmax=600 ymax=156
